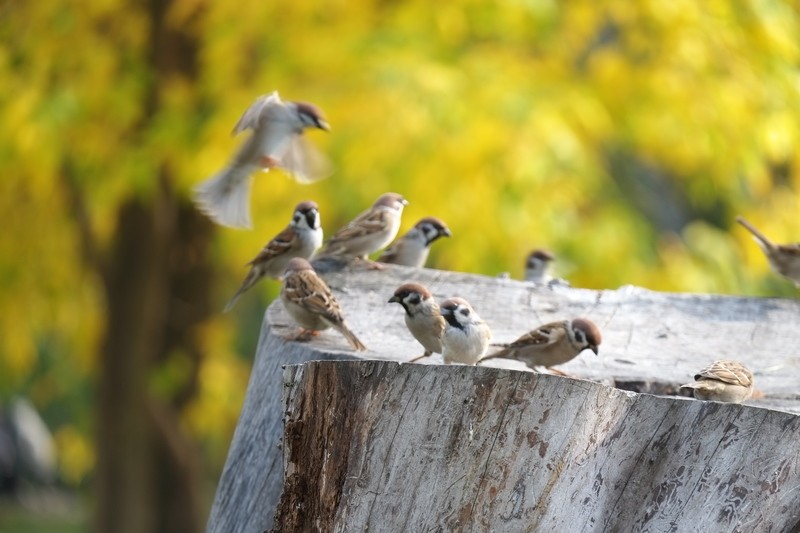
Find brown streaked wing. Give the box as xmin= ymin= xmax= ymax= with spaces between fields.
xmin=696 ymin=360 xmax=752 ymax=387
xmin=508 ymin=321 xmax=566 ymax=349
xmin=248 ymin=225 xmax=295 ymax=265
xmin=329 ymin=209 xmax=389 ymax=244
xmin=293 ymin=270 xmax=345 ymax=324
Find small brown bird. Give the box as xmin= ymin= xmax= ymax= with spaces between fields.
xmin=481 ymin=318 xmax=601 ymax=371
xmin=680 ymin=360 xmax=754 ymax=403
xmin=280 ymin=258 xmax=367 ymax=351
xmin=524 ymin=249 xmax=555 ymax=284
xmin=440 ymin=297 xmax=492 ymax=365
xmin=194 ymin=91 xmax=331 ymax=229
xmin=224 ymin=201 xmax=323 ymax=312
xmin=378 ymin=217 xmax=451 ymax=268
xmin=736 ymin=216 xmax=800 ymax=287
xmin=388 ymin=283 xmax=445 ymax=362
xmin=315 ymin=192 xmax=408 ymax=266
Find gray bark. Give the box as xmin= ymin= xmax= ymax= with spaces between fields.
xmin=206 ymin=265 xmax=800 ymax=532
xmin=277 ymin=360 xmax=800 ymax=532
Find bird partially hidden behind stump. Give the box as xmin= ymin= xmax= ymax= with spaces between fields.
xmin=480 ymin=318 xmax=601 ymax=375
xmin=680 ymin=360 xmax=753 ymax=403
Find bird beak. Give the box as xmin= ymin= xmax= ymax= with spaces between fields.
xmin=318 ymin=120 xmax=330 ymax=131
xmin=591 ymin=345 xmax=599 ymax=356
xmin=442 ymin=228 xmax=452 ymax=237
xmin=388 ymin=295 xmax=399 ymax=304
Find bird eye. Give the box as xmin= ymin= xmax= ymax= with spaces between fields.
xmin=407 ymin=294 xmax=421 ymax=305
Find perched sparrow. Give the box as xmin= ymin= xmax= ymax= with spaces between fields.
xmin=481 ymin=318 xmax=601 ymax=371
xmin=378 ymin=217 xmax=451 ymax=268
xmin=315 ymin=192 xmax=408 ymax=265
xmin=439 ymin=297 xmax=492 ymax=365
xmin=194 ymin=91 xmax=331 ymax=229
xmin=680 ymin=360 xmax=754 ymax=403
xmin=524 ymin=249 xmax=555 ymax=284
xmin=224 ymin=201 xmax=323 ymax=312
xmin=388 ymin=283 xmax=445 ymax=362
xmin=736 ymin=216 xmax=800 ymax=287
xmin=279 ymin=258 xmax=367 ymax=351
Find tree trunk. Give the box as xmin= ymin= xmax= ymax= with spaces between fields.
xmin=94 ymin=0 xmax=209 ymax=526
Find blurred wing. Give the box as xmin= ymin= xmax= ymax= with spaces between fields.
xmin=279 ymin=134 xmax=333 ymax=184
xmin=232 ymin=92 xmax=282 ymax=134
xmin=248 ymin=225 xmax=296 ymax=265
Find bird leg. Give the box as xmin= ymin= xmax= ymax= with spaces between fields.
xmin=408 ymin=351 xmax=432 ymax=363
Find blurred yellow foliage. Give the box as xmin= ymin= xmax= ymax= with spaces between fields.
xmin=0 ymin=0 xmax=798 ymax=495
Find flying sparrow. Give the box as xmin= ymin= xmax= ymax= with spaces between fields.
xmin=480 ymin=318 xmax=601 ymax=372
xmin=736 ymin=216 xmax=800 ymax=286
xmin=524 ymin=249 xmax=555 ymax=284
xmin=279 ymin=257 xmax=367 ymax=351
xmin=388 ymin=283 xmax=445 ymax=362
xmin=194 ymin=91 xmax=331 ymax=229
xmin=314 ymin=192 xmax=408 ymax=266
xmin=224 ymin=201 xmax=323 ymax=312
xmin=378 ymin=217 xmax=451 ymax=268
xmin=680 ymin=360 xmax=754 ymax=403
xmin=439 ymin=297 xmax=492 ymax=365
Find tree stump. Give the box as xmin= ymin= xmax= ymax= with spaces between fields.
xmin=206 ymin=266 xmax=800 ymax=532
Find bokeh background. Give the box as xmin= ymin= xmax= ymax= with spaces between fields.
xmin=1 ymin=0 xmax=798 ymax=531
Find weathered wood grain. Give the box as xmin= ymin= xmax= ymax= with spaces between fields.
xmin=206 ymin=265 xmax=800 ymax=532
xmin=275 ymin=360 xmax=800 ymax=532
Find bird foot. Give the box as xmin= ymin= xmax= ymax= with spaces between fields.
xmin=542 ymin=367 xmax=571 ymax=377
xmin=354 ymin=257 xmax=386 ymax=270
xmin=259 ymin=155 xmax=280 ymax=170
xmin=287 ymin=329 xmax=321 ymax=342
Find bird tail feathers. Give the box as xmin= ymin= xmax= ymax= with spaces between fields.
xmin=193 ymin=165 xmax=256 ymax=229
xmin=337 ymin=324 xmax=367 ymax=351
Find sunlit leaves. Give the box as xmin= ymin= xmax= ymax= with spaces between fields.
xmin=2 ymin=0 xmax=800 ymax=492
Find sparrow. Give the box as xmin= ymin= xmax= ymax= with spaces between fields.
xmin=439 ymin=297 xmax=492 ymax=365
xmin=388 ymin=283 xmax=445 ymax=362
xmin=279 ymin=258 xmax=367 ymax=351
xmin=680 ymin=360 xmax=754 ymax=403
xmin=736 ymin=216 xmax=800 ymax=286
xmin=314 ymin=192 xmax=408 ymax=266
xmin=524 ymin=249 xmax=555 ymax=284
xmin=378 ymin=217 xmax=451 ymax=268
xmin=480 ymin=318 xmax=601 ymax=371
xmin=224 ymin=201 xmax=323 ymax=312
xmin=194 ymin=91 xmax=331 ymax=229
